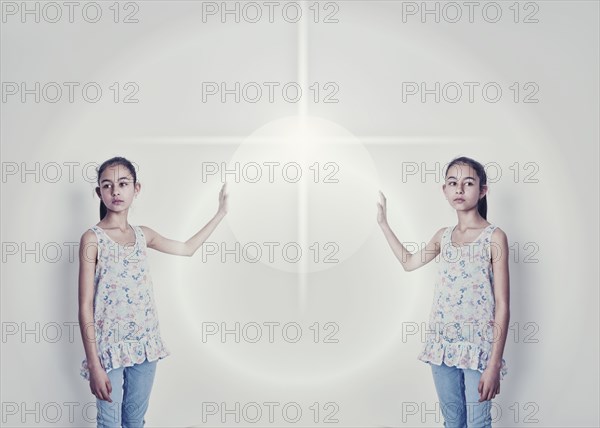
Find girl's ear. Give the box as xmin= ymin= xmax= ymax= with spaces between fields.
xmin=95 ymin=186 xmax=101 ymax=198
xmin=135 ymin=181 xmax=141 ymax=197
xmin=480 ymin=184 xmax=489 ymax=198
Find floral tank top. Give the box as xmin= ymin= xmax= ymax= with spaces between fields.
xmin=80 ymin=224 xmax=170 ymax=380
xmin=417 ymin=224 xmax=507 ymax=378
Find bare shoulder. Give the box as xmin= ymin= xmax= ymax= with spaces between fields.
xmin=79 ymin=229 xmax=98 ymax=262
xmin=80 ymin=229 xmax=97 ymax=245
xmin=424 ymin=226 xmax=447 ymax=252
xmin=431 ymin=226 xmax=447 ymax=245
xmin=138 ymin=225 xmax=155 ymax=242
xmin=490 ymin=227 xmax=509 ymax=263
xmin=139 ymin=225 xmax=154 ymax=235
xmin=491 ymin=226 xmax=508 ymax=244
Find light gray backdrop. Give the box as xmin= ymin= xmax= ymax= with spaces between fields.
xmin=1 ymin=1 xmax=598 ymax=427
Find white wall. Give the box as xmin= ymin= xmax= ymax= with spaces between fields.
xmin=2 ymin=2 xmax=598 ymax=427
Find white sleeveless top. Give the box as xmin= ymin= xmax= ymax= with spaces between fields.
xmin=417 ymin=224 xmax=507 ymax=378
xmin=80 ymin=225 xmax=170 ymax=380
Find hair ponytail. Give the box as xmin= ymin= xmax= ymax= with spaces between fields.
xmin=96 ymin=156 xmax=138 ymax=221
xmin=99 ymin=200 xmax=107 ymax=220
xmin=478 ymin=195 xmax=488 ymax=220
xmin=445 ymin=156 xmax=488 ymax=220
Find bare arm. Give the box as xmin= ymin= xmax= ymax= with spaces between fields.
xmin=78 ymin=230 xmax=112 ymax=401
xmin=377 ymin=191 xmax=443 ymax=272
xmin=478 ymin=227 xmax=510 ymax=401
xmin=142 ymin=183 xmax=228 ymax=257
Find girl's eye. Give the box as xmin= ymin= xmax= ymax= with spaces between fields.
xmin=120 ymin=182 xmax=129 ymax=186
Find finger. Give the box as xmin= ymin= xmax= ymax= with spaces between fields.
xmin=96 ymin=386 xmax=106 ymax=402
xmin=99 ymin=387 xmax=109 ymax=402
xmin=485 ymin=385 xmax=494 ymax=401
xmin=378 ymin=196 xmax=385 ymax=213
xmin=104 ymin=381 xmax=112 ymax=403
xmin=480 ymin=387 xmax=488 ymax=402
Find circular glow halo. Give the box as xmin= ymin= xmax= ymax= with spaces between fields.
xmin=224 ymin=114 xmax=380 ymax=274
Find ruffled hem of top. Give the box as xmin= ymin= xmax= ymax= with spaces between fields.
xmin=418 ymin=340 xmax=508 ymax=380
xmin=80 ymin=335 xmax=170 ymax=381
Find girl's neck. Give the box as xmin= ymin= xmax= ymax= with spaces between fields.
xmin=455 ymin=210 xmax=488 ymax=230
xmin=99 ymin=211 xmax=130 ymax=231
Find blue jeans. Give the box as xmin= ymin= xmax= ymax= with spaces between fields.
xmin=96 ymin=359 xmax=158 ymax=428
xmin=429 ymin=362 xmax=492 ymax=428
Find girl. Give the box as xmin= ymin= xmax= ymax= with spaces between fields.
xmin=377 ymin=156 xmax=509 ymax=428
xmin=78 ymin=156 xmax=228 ymax=427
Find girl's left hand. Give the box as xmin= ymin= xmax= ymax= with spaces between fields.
xmin=217 ymin=183 xmax=229 ymax=216
xmin=478 ymin=366 xmax=501 ymax=402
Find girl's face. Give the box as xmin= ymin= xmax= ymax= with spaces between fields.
xmin=443 ymin=163 xmax=487 ymax=212
xmin=96 ymin=164 xmax=140 ymax=215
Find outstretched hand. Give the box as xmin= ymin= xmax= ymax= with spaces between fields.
xmin=377 ymin=191 xmax=388 ymax=226
xmin=217 ymin=183 xmax=229 ymax=216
